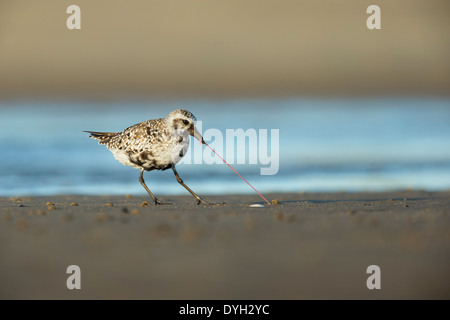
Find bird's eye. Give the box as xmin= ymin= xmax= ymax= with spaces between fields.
xmin=182 ymin=120 xmax=189 ymax=125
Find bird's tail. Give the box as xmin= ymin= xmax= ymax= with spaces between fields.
xmin=84 ymin=131 xmax=119 ymax=144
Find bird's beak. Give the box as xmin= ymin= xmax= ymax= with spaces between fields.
xmin=189 ymin=125 xmax=205 ymax=145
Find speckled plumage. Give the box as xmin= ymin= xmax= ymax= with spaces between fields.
xmin=87 ymin=109 xmax=198 ymax=171
xmin=85 ymin=109 xmax=209 ymax=205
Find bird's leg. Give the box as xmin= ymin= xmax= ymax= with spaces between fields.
xmin=138 ymin=169 xmax=171 ymax=205
xmin=172 ymin=166 xmax=212 ymax=205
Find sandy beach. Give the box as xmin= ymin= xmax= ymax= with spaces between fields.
xmin=1 ymin=190 xmax=449 ymax=299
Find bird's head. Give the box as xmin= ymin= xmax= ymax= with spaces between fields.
xmin=166 ymin=109 xmax=205 ymax=144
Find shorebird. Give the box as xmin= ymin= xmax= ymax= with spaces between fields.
xmin=85 ymin=109 xmax=210 ymax=205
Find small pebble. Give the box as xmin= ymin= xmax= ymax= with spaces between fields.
xmin=18 ymin=204 xmax=25 ymax=207
xmin=249 ymin=204 xmax=264 ymax=208
xmin=70 ymin=202 xmax=78 ymax=206
xmin=45 ymin=202 xmax=54 ymax=206
xmin=47 ymin=206 xmax=56 ymax=210
xmin=105 ymin=203 xmax=114 ymax=207
xmin=140 ymin=201 xmax=150 ymax=207
xmin=272 ymin=199 xmax=280 ymax=205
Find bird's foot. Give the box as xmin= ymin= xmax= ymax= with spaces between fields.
xmin=154 ymin=199 xmax=173 ymax=205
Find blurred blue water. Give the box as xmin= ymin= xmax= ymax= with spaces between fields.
xmin=0 ymin=98 xmax=449 ymax=196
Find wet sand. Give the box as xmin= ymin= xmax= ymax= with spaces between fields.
xmin=1 ymin=191 xmax=449 ymax=299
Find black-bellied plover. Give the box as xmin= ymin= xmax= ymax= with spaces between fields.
xmin=85 ymin=109 xmax=210 ymax=205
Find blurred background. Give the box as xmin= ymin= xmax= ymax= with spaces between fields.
xmin=1 ymin=0 xmax=449 ymax=196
